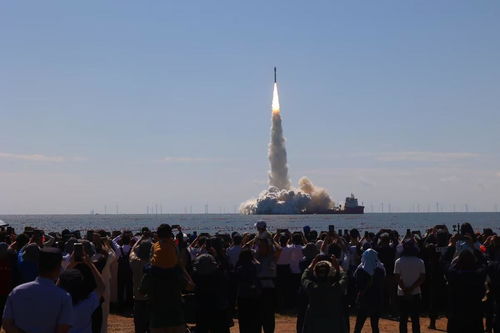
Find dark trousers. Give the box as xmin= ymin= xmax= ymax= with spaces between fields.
xmin=354 ymin=308 xmax=380 ymax=333
xmin=0 ymin=294 xmax=7 ymax=324
xmin=257 ymin=288 xmax=276 ymax=333
xmin=276 ymin=265 xmax=290 ymax=312
xmin=117 ymin=275 xmax=133 ymax=310
xmin=399 ymin=295 xmax=421 ymax=333
xmin=133 ymin=300 xmax=149 ymax=333
xmin=238 ymin=297 xmax=260 ymax=333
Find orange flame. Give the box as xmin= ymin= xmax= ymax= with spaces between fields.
xmin=272 ymin=83 xmax=280 ymax=114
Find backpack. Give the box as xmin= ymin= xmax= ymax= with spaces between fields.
xmin=118 ymin=247 xmax=132 ymax=278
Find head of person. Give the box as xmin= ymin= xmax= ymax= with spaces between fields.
xmin=314 ymin=260 xmax=335 ymax=281
xmin=237 ymin=248 xmax=255 ymax=266
xmin=308 ymin=230 xmax=318 ymax=242
xmin=121 ymin=232 xmax=132 ymax=246
xmin=302 ymin=243 xmax=319 ymax=261
xmin=292 ymin=233 xmax=302 ymax=246
xmin=15 ymin=233 xmax=30 ymax=250
xmin=378 ymin=233 xmax=390 ymax=246
xmin=401 ymin=239 xmax=419 ymax=257
xmin=193 ymin=253 xmax=218 ymax=276
xmin=255 ymin=221 xmax=267 ymax=233
xmin=64 ymin=237 xmax=77 ymax=255
xmin=279 ymin=234 xmax=288 ymax=247
xmin=157 ymin=224 xmax=173 ymax=240
xmin=436 ymin=229 xmax=449 ymax=247
xmin=58 ymin=268 xmax=91 ymax=305
xmin=23 ymin=243 xmax=40 ymax=263
xmin=453 ymin=247 xmax=477 ymax=271
xmin=232 ymin=233 xmax=242 ymax=246
xmin=39 ymin=247 xmax=63 ymax=281
xmin=460 ymin=223 xmax=474 ymax=237
xmin=135 ymin=240 xmax=152 ymax=261
xmin=360 ymin=248 xmax=381 ymax=275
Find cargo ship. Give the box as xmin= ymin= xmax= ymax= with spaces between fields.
xmin=336 ymin=193 xmax=364 ymax=214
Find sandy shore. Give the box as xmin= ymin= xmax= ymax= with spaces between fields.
xmin=107 ymin=313 xmax=448 ymax=333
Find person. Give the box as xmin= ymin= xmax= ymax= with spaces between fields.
xmin=0 ymin=242 xmax=14 ymax=324
xmin=227 ymin=233 xmax=243 ymax=269
xmin=301 ymin=255 xmax=348 ymax=333
xmin=58 ymin=253 xmax=106 ymax=333
xmin=235 ymin=248 xmax=261 ymax=333
xmin=353 ymin=249 xmax=386 ymax=333
xmin=446 ymin=244 xmax=487 ymax=333
xmin=140 ymin=225 xmax=193 ymax=333
xmin=115 ymin=232 xmax=134 ymax=313
xmin=394 ymin=239 xmax=425 ymax=333
xmin=2 ymin=247 xmax=73 ymax=333
xmin=17 ymin=242 xmax=39 ymax=283
xmin=150 ymin=224 xmax=178 ymax=270
xmin=254 ymin=234 xmax=281 ymax=333
xmin=129 ymin=237 xmax=152 ymax=333
xmin=93 ymin=234 xmax=117 ymax=333
xmin=374 ymin=232 xmax=397 ymax=316
xmin=191 ymin=253 xmax=231 ymax=333
xmin=296 ymin=243 xmax=319 ymax=333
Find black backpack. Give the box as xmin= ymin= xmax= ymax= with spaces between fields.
xmin=118 ymin=247 xmax=132 ymax=278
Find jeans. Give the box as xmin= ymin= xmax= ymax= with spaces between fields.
xmin=399 ymin=295 xmax=421 ymax=333
xmin=133 ymin=300 xmax=150 ymax=333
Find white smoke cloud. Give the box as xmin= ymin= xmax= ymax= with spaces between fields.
xmin=240 ymin=82 xmax=335 ymax=214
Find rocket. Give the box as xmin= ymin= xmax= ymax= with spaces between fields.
xmin=274 ymin=66 xmax=277 ymax=83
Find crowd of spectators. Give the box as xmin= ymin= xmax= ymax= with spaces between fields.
xmin=1 ymin=221 xmax=499 ymax=333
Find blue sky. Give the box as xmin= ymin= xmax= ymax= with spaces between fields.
xmin=1 ymin=1 xmax=499 ymax=213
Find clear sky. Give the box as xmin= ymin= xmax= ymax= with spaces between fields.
xmin=1 ymin=1 xmax=499 ymax=214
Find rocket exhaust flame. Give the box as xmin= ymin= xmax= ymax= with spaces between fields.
xmin=268 ymin=82 xmax=290 ymax=190
xmin=272 ymin=83 xmax=280 ymax=114
xmin=240 ymin=67 xmax=335 ymax=215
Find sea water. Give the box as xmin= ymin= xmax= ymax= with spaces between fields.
xmin=1 ymin=212 xmax=499 ymax=234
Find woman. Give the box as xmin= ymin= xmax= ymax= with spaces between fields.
xmin=93 ymin=235 xmax=117 ymax=333
xmin=301 ymin=255 xmax=348 ymax=333
xmin=191 ymin=253 xmax=231 ymax=333
xmin=59 ymin=253 xmax=105 ymax=333
xmin=446 ymin=246 xmax=487 ymax=333
xmin=254 ymin=235 xmax=281 ymax=333
xmin=353 ymin=249 xmax=386 ymax=333
xmin=235 ymin=248 xmax=261 ymax=333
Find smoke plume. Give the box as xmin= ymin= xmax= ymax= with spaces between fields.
xmin=240 ymin=82 xmax=335 ymax=214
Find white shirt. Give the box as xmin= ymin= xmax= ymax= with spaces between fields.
xmin=287 ymin=244 xmax=304 ymax=274
xmin=394 ymin=256 xmax=426 ymax=296
xmin=276 ymin=246 xmax=291 ymax=265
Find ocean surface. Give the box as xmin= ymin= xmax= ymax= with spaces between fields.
xmin=1 ymin=213 xmax=499 ymax=234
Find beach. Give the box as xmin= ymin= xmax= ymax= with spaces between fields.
xmin=105 ymin=314 xmax=448 ymax=333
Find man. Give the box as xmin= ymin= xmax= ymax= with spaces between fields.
xmin=2 ymin=247 xmax=73 ymax=333
xmin=394 ymin=239 xmax=425 ymax=333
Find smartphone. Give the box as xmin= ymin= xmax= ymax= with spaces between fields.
xmin=364 ymin=231 xmax=369 ymax=238
xmin=73 ymin=243 xmax=84 ymax=262
xmin=328 ymin=225 xmax=335 ymax=233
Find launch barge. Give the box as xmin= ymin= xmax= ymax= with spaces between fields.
xmin=302 ymin=194 xmax=365 ymax=214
